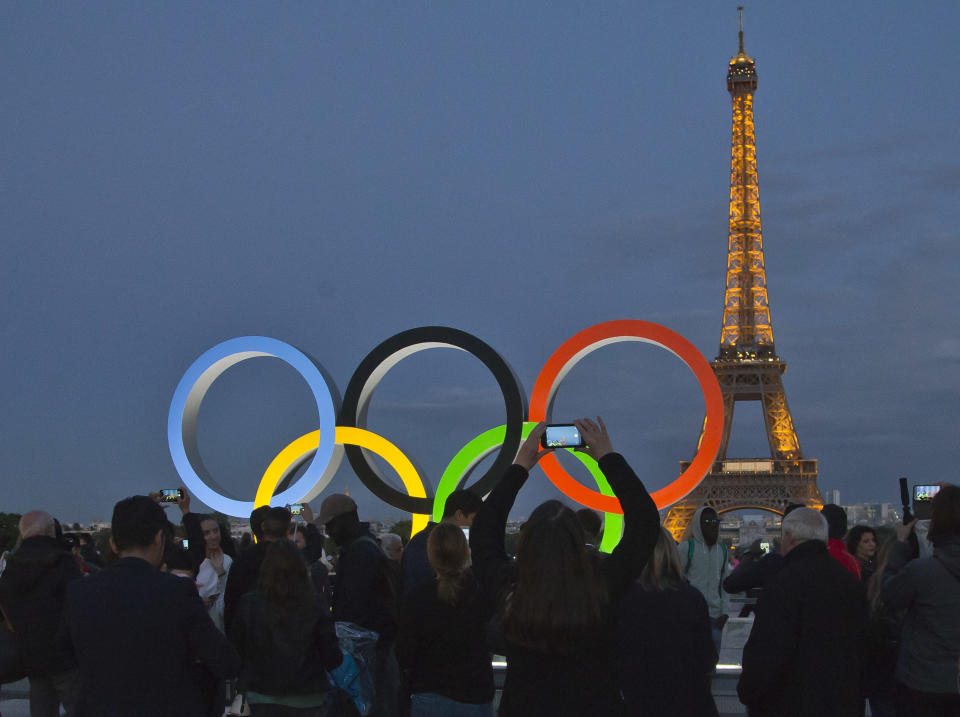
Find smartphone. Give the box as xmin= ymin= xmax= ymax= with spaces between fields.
xmin=913 ymin=484 xmax=941 ymax=520
xmin=181 ymin=538 xmax=190 ymax=550
xmin=541 ymin=424 xmax=585 ymax=449
xmin=158 ymin=488 xmax=183 ymax=504
xmin=287 ymin=503 xmax=304 ymax=516
xmin=759 ymin=542 xmax=770 ymax=554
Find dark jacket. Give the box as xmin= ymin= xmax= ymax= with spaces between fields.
xmin=331 ymin=527 xmax=397 ymax=641
xmin=723 ymin=551 xmax=783 ymax=594
xmin=881 ymin=534 xmax=960 ymax=694
xmin=617 ymin=580 xmax=718 ymax=717
xmin=737 ymin=539 xmax=867 ymax=717
xmin=63 ymin=557 xmax=240 ymax=717
xmin=224 ymin=540 xmax=270 ymax=631
xmin=470 ymin=453 xmax=660 ymax=717
xmin=230 ymin=590 xmax=342 ymax=696
xmin=396 ymin=570 xmax=494 ymax=704
xmin=0 ymin=535 xmax=82 ymax=676
xmin=398 ymin=522 xmax=436 ymax=595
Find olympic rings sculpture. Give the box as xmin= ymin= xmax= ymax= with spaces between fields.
xmin=168 ymin=320 xmax=724 ymax=544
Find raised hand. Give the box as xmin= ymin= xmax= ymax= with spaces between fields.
xmin=514 ymin=422 xmax=551 ymax=471
xmin=573 ymin=416 xmax=613 ymax=461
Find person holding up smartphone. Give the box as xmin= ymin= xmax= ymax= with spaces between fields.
xmin=881 ymin=483 xmax=960 ymax=716
xmin=469 ymin=418 xmax=661 ymax=716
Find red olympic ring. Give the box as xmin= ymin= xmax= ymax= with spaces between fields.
xmin=529 ymin=320 xmax=724 ymax=513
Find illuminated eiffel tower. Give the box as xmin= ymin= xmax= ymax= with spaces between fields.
xmin=664 ymin=9 xmax=823 ymax=540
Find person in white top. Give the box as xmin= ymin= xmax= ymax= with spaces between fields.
xmin=196 ymin=517 xmax=232 ymax=632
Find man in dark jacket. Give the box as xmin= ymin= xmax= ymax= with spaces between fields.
xmin=63 ymin=496 xmax=239 ymax=717
xmin=222 ymin=506 xmax=290 ymax=630
xmin=319 ymin=493 xmax=398 ymax=717
xmin=0 ymin=511 xmax=82 ymax=715
xmin=738 ymin=507 xmax=867 ymax=717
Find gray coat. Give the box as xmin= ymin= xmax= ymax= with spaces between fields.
xmin=882 ymin=534 xmax=960 ymax=694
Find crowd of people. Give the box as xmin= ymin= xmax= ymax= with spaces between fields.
xmin=1 ymin=417 xmax=958 ymax=717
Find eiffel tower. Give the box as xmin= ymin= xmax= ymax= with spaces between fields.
xmin=664 ymin=9 xmax=823 ymax=540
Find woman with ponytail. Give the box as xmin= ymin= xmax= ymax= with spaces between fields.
xmin=396 ymin=522 xmax=495 ymax=716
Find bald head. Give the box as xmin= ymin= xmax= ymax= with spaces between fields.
xmin=19 ymin=511 xmax=56 ymax=539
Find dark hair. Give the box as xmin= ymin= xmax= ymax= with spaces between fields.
xmin=929 ymin=485 xmax=960 ymax=545
xmin=164 ymin=546 xmax=196 ymax=575
xmin=576 ymin=509 xmax=602 ymax=541
xmin=442 ymin=490 xmax=483 ymax=521
xmin=501 ymin=500 xmax=606 ymax=654
xmin=845 ymin=525 xmax=877 ymax=557
xmin=249 ymin=506 xmax=272 ymax=540
xmin=783 ymin=503 xmax=804 ymax=517
xmin=111 ymin=496 xmax=171 ymax=551
xmin=427 ymin=523 xmax=470 ymax=605
xmin=261 ymin=507 xmax=292 ymax=541
xmin=820 ymin=505 xmax=848 ymax=540
xmin=259 ymin=540 xmax=315 ymax=610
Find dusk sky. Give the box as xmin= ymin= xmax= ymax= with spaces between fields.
xmin=3 ymin=3 xmax=958 ymax=526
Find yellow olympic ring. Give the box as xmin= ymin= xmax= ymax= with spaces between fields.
xmin=255 ymin=427 xmax=430 ymax=537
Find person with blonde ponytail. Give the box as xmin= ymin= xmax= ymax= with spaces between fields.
xmin=396 ymin=522 xmax=494 ymax=716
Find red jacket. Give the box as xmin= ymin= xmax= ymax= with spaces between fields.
xmin=828 ymin=538 xmax=861 ymax=579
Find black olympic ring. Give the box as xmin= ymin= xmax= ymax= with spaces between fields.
xmin=338 ymin=326 xmax=527 ymax=514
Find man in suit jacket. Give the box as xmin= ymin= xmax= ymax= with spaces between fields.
xmin=63 ymin=496 xmax=240 ymax=717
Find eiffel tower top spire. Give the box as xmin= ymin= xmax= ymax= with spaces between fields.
xmin=719 ymin=6 xmax=772 ymax=360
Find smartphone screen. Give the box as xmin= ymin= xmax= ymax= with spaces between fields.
xmin=541 ymin=424 xmax=584 ymax=449
xmin=159 ymin=489 xmax=181 ymax=503
xmin=181 ymin=539 xmax=190 ymax=550
xmin=913 ymin=484 xmax=940 ymax=520
xmin=287 ymin=503 xmax=304 ymax=515
xmin=759 ymin=542 xmax=770 ymax=554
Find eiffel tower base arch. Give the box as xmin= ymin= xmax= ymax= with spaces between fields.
xmin=662 ymin=466 xmax=823 ymax=541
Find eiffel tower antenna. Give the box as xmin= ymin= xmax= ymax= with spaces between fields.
xmin=738 ymin=6 xmax=745 ymax=55
xmin=663 ymin=15 xmax=823 ymax=540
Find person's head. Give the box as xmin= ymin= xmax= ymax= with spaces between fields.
xmin=110 ymin=496 xmax=171 ymax=568
xmin=199 ymin=516 xmax=222 ymax=554
xmin=780 ymin=507 xmax=828 ymax=556
xmin=289 ymin=527 xmax=307 ymax=550
xmin=163 ymin=546 xmax=197 ymax=579
xmin=845 ymin=525 xmax=877 ymax=562
xmin=259 ymin=539 xmax=314 ymax=609
xmin=441 ymin=490 xmax=483 ymax=528
xmin=18 ymin=511 xmax=56 ymax=539
xmin=638 ymin=527 xmax=684 ymax=592
xmin=427 ymin=523 xmax=470 ymax=605
xmin=576 ymin=509 xmax=603 ymax=545
xmin=820 ymin=504 xmax=848 ymax=541
xmin=260 ymin=507 xmax=292 ymax=542
xmin=378 ymin=533 xmax=403 ymax=563
xmin=249 ymin=506 xmax=271 ymax=542
xmin=318 ymin=494 xmax=359 ymax=546
xmin=929 ymin=484 xmax=960 ymax=546
xmin=699 ymin=507 xmax=720 ymax=546
xmin=502 ymin=500 xmax=606 ymax=654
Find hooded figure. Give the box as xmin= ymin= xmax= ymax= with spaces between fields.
xmin=677 ymin=507 xmax=730 ymax=647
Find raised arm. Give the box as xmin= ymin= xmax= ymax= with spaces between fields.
xmin=469 ymin=423 xmax=547 ymax=606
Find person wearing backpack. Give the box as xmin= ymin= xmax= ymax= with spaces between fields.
xmin=319 ymin=494 xmax=399 ymax=717
xmin=677 ymin=506 xmax=730 ymax=651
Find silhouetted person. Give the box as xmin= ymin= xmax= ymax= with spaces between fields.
xmin=617 ymin=527 xmax=718 ymax=716
xmin=470 ymin=418 xmax=660 ymax=716
xmin=397 ymin=523 xmax=495 ymax=715
xmin=882 ymin=484 xmax=960 ymax=716
xmin=400 ymin=489 xmax=482 ymax=595
xmin=63 ymin=496 xmax=239 ymax=716
xmin=224 ymin=507 xmax=291 ymax=631
xmin=738 ymin=508 xmax=866 ymax=717
xmin=576 ymin=508 xmax=603 ymax=554
xmin=0 ymin=510 xmax=82 ymax=716
xmin=821 ymin=504 xmax=861 ymax=579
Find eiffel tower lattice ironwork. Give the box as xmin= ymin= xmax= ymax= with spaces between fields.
xmin=663 ymin=10 xmax=823 ymax=540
